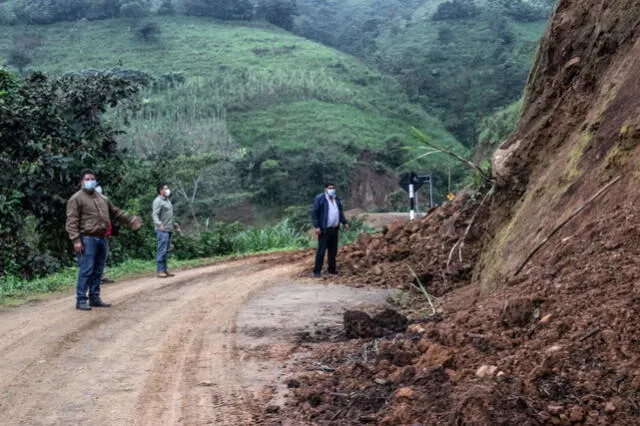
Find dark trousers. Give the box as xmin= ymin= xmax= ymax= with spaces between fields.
xmin=76 ymin=236 xmax=107 ymax=303
xmin=156 ymin=230 xmax=172 ymax=272
xmin=314 ymin=227 xmax=339 ymax=274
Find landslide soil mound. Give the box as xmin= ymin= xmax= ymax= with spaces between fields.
xmin=269 ymin=1 xmax=640 ymax=424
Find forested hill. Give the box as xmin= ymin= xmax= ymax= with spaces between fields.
xmin=0 ymin=14 xmax=464 ymax=215
xmin=294 ymin=0 xmax=553 ymax=144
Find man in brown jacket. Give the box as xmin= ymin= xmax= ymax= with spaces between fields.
xmin=66 ymin=170 xmax=142 ymax=310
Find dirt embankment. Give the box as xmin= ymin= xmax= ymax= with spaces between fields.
xmin=273 ymin=1 xmax=640 ymax=424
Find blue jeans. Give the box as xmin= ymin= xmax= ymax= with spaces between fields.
xmin=76 ymin=236 xmax=107 ymax=303
xmin=156 ymin=230 xmax=172 ymax=272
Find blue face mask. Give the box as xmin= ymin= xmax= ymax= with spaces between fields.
xmin=83 ymin=180 xmax=97 ymax=190
xmin=327 ymin=189 xmax=336 ymax=197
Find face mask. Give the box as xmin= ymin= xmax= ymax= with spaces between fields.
xmin=95 ymin=185 xmax=103 ymax=194
xmin=164 ymin=189 xmax=171 ymax=197
xmin=83 ymin=180 xmax=97 ymax=190
xmin=327 ymin=189 xmax=336 ymax=197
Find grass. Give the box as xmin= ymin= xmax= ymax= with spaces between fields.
xmin=233 ymin=218 xmax=312 ymax=253
xmin=0 ymin=218 xmax=376 ymax=305
xmin=0 ymin=15 xmax=467 ymax=204
xmin=0 ymin=256 xmax=224 ymax=305
xmin=0 ymin=15 xmax=464 ymax=163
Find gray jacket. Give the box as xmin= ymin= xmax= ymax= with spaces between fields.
xmin=152 ymin=196 xmax=174 ymax=231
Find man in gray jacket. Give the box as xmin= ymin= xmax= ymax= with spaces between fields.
xmin=152 ymin=183 xmax=181 ymax=278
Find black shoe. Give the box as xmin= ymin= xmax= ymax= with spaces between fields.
xmin=89 ymin=299 xmax=111 ymax=308
xmin=76 ymin=302 xmax=92 ymax=311
xmin=101 ymin=277 xmax=115 ymax=284
xmin=313 ymin=272 xmax=322 ymax=278
xmin=328 ymin=270 xmax=338 ymax=275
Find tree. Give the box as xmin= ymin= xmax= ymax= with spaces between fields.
xmin=120 ymin=1 xmax=150 ymax=19
xmin=0 ymin=70 xmax=139 ymax=278
xmin=157 ymin=0 xmax=175 ymax=15
xmin=432 ymin=0 xmax=480 ymax=21
xmin=135 ymin=19 xmax=161 ymax=42
xmin=6 ymin=50 xmax=32 ymax=72
xmin=184 ymin=0 xmax=253 ymax=20
xmin=257 ymin=0 xmax=298 ymax=31
xmin=6 ymin=31 xmax=42 ymax=73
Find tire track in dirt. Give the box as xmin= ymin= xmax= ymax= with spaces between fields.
xmin=133 ymin=261 xmax=302 ymax=425
xmin=0 ymin=254 xmax=306 ymax=426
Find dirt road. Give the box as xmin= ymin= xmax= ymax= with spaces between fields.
xmin=0 ymin=255 xmax=299 ymax=425
xmin=0 ymin=254 xmax=393 ymax=426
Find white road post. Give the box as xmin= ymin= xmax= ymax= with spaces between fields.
xmin=409 ymin=183 xmax=415 ymax=220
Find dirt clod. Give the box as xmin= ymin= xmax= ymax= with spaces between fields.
xmin=343 ymin=310 xmax=382 ymax=339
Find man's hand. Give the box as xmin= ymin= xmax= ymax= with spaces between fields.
xmin=131 ymin=216 xmax=143 ymax=231
xmin=175 ymin=224 xmax=182 ymax=234
xmin=313 ymin=227 xmax=321 ymax=237
xmin=344 ymin=223 xmax=350 ymax=231
xmin=73 ymin=241 xmax=83 ymax=254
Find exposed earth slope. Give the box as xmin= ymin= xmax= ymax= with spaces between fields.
xmin=269 ymin=1 xmax=640 ymax=424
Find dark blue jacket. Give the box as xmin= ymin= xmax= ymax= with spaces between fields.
xmin=311 ymin=193 xmax=348 ymax=231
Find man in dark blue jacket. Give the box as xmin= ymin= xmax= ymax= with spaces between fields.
xmin=311 ymin=183 xmax=349 ymax=277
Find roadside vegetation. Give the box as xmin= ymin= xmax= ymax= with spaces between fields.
xmin=0 ymin=216 xmax=372 ymax=304
xmin=0 ymin=0 xmax=548 ymax=297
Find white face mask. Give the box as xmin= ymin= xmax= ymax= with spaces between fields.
xmin=164 ymin=189 xmax=171 ymax=197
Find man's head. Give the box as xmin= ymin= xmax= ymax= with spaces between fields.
xmin=158 ymin=182 xmax=171 ymax=197
xmin=324 ymin=183 xmax=336 ymax=198
xmin=80 ymin=169 xmax=97 ymax=192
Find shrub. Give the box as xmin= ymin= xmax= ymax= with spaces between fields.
xmin=257 ymin=0 xmax=298 ymax=31
xmin=184 ymin=0 xmax=253 ymax=20
xmin=156 ymin=0 xmax=175 ymax=15
xmin=6 ymin=31 xmax=42 ymax=72
xmin=388 ymin=189 xmax=407 ymax=212
xmin=6 ymin=49 xmax=32 ymax=71
xmin=120 ymin=1 xmax=150 ymax=19
xmin=432 ymin=0 xmax=480 ymax=21
xmin=284 ymin=204 xmax=312 ymax=233
xmin=135 ymin=19 xmax=161 ymax=42
xmin=153 ymin=72 xmax=186 ymax=90
xmin=171 ymin=223 xmax=241 ymax=259
xmin=0 ymin=2 xmax=18 ymax=24
xmin=504 ymin=0 xmax=550 ymax=22
xmin=232 ymin=219 xmax=311 ymax=253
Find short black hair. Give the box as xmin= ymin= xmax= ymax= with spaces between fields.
xmin=80 ymin=169 xmax=96 ymax=181
xmin=157 ymin=182 xmax=168 ymax=194
xmin=325 ymin=183 xmax=335 ymax=188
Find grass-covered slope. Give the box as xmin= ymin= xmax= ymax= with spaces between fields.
xmin=0 ymin=16 xmax=465 ymax=207
xmin=295 ymin=0 xmax=549 ymax=143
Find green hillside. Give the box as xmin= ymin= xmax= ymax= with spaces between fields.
xmin=294 ymin=0 xmax=551 ymax=143
xmin=0 ymin=16 xmax=464 ymax=210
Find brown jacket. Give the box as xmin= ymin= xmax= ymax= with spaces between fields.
xmin=65 ymin=189 xmax=132 ymax=243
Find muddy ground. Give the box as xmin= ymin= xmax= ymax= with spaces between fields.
xmin=268 ymin=192 xmax=640 ymax=425
xmin=1 ymin=192 xmax=639 ymax=425
xmin=0 ymin=252 xmax=400 ymax=426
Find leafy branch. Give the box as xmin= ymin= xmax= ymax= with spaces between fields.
xmin=410 ymin=127 xmax=493 ymax=183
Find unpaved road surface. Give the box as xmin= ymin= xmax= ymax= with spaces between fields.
xmin=0 ymin=254 xmax=392 ymax=426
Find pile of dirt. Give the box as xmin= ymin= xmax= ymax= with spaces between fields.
xmin=337 ymin=191 xmax=488 ymax=298
xmin=265 ymin=1 xmax=640 ymax=424
xmin=271 ymin=197 xmax=640 ymax=425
